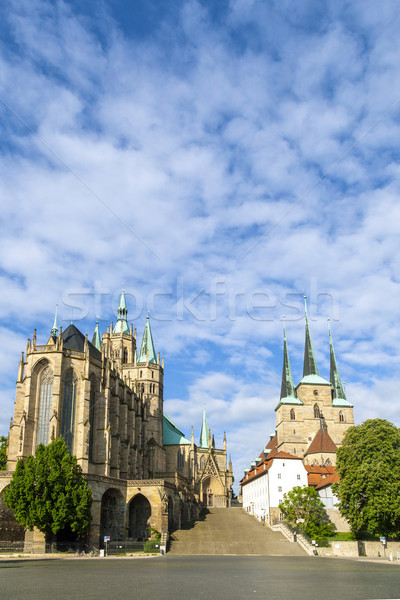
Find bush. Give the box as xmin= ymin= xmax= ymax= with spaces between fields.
xmin=144 ymin=540 xmax=159 ymax=553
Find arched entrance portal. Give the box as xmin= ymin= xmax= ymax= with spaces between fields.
xmin=201 ymin=476 xmax=226 ymax=508
xmin=0 ymin=488 xmax=25 ymax=542
xmin=100 ymin=488 xmax=125 ymax=545
xmin=128 ymin=494 xmax=151 ymax=540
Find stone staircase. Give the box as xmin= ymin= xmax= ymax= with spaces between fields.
xmin=168 ymin=508 xmax=307 ymax=556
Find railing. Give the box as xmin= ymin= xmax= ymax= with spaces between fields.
xmin=268 ymin=521 xmax=315 ymax=556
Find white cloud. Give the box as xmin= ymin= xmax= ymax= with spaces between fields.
xmin=1 ymin=0 xmax=400 ymax=491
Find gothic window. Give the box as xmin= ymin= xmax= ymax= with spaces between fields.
xmin=114 ymin=350 xmax=120 ymax=359
xmin=339 ymin=411 xmax=345 ymax=423
xmin=177 ymin=449 xmax=184 ymax=469
xmin=36 ymin=366 xmax=53 ymax=446
xmin=151 ymin=371 xmax=154 ymax=379
xmin=123 ymin=348 xmax=128 ymax=364
xmin=314 ymin=404 xmax=320 ymax=419
xmin=325 ymin=458 xmax=332 ymax=466
xmin=61 ymin=370 xmax=77 ymax=454
xmin=88 ymin=375 xmax=97 ymax=461
xmin=140 ymin=371 xmax=142 ymax=378
xmin=200 ymin=456 xmax=204 ymax=469
xmin=290 ymin=409 xmax=295 ymax=421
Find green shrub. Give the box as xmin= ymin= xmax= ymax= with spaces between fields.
xmin=144 ymin=540 xmax=159 ymax=553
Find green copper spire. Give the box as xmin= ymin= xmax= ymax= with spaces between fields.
xmin=114 ymin=289 xmax=130 ymax=334
xmin=137 ymin=315 xmax=156 ymax=363
xmin=303 ymin=297 xmax=319 ymax=377
xmin=92 ymin=320 xmax=101 ymax=350
xmin=199 ymin=407 xmax=209 ymax=448
xmin=280 ymin=321 xmax=300 ymax=399
xmin=275 ymin=319 xmax=303 ymax=410
xmin=51 ymin=305 xmax=58 ymax=338
xmin=329 ymin=322 xmax=353 ymax=407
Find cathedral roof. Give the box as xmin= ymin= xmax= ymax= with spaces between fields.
xmin=138 ymin=316 xmax=157 ymax=363
xmin=63 ymin=324 xmax=101 ymax=358
xmin=304 ymin=427 xmax=337 ymax=456
xmin=163 ymin=414 xmax=190 ymax=445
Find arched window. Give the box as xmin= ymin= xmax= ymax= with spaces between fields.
xmin=61 ymin=370 xmax=77 ymax=454
xmin=88 ymin=375 xmax=97 ymax=461
xmin=123 ymin=348 xmax=128 ymax=363
xmin=290 ymin=409 xmax=295 ymax=421
xmin=177 ymin=449 xmax=184 ymax=469
xmin=200 ymin=456 xmax=204 ymax=470
xmin=314 ymin=404 xmax=320 ymax=419
xmin=37 ymin=366 xmax=53 ymax=446
xmin=339 ymin=411 xmax=345 ymax=423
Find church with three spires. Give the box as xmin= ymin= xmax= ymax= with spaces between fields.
xmin=1 ymin=291 xmax=233 ymax=548
xmin=240 ymin=300 xmax=354 ymax=526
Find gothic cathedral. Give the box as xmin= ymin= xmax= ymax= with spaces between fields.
xmin=0 ymin=291 xmax=233 ymax=548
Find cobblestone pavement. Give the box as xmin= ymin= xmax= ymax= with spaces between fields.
xmin=2 ymin=555 xmax=400 ymax=600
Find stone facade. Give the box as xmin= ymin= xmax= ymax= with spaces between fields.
xmin=2 ymin=292 xmax=233 ymax=549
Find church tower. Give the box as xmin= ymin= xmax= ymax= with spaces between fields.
xmin=275 ymin=299 xmax=354 ymax=458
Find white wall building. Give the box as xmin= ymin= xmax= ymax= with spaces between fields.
xmin=241 ymin=450 xmax=308 ymax=524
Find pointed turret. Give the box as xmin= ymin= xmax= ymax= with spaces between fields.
xmin=51 ymin=305 xmax=58 ymax=338
xmin=199 ymin=407 xmax=209 ymax=448
xmin=276 ymin=319 xmax=303 ymax=410
xmin=329 ymin=322 xmax=353 ymax=407
xmin=137 ymin=315 xmax=156 ymax=364
xmin=92 ymin=320 xmax=101 ymax=351
xmin=113 ymin=289 xmax=130 ymax=334
xmin=303 ymin=297 xmax=319 ymax=377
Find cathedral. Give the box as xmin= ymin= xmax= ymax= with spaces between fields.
xmin=0 ymin=291 xmax=233 ymax=548
xmin=240 ymin=301 xmax=354 ymax=526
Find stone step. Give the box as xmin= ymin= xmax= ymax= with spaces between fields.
xmin=168 ymin=508 xmax=306 ymax=556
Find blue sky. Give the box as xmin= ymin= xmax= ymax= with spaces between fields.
xmin=1 ymin=0 xmax=400 ymax=489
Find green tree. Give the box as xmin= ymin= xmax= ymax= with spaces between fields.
xmin=279 ymin=486 xmax=335 ymax=539
xmin=0 ymin=435 xmax=7 ymax=470
xmin=333 ymin=419 xmax=400 ymax=538
xmin=3 ymin=437 xmax=92 ymax=537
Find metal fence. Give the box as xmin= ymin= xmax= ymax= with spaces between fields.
xmin=106 ymin=540 xmax=147 ymax=555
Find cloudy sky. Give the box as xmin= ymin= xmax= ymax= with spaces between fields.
xmin=1 ymin=0 xmax=400 ymax=489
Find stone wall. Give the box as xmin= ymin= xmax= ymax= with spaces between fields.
xmin=317 ymin=540 xmax=400 ymax=559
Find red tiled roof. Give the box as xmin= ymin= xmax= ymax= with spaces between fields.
xmin=314 ymin=471 xmax=339 ymax=490
xmin=240 ymin=450 xmax=301 ymax=486
xmin=304 ymin=428 xmax=337 ymax=456
xmin=258 ymin=434 xmax=278 ymax=459
xmin=306 ymin=464 xmax=339 ymax=489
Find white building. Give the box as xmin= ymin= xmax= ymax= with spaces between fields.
xmin=241 ymin=443 xmax=308 ymax=524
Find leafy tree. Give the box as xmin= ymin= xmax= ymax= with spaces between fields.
xmin=3 ymin=437 xmax=92 ymax=537
xmin=0 ymin=435 xmax=7 ymax=470
xmin=279 ymin=486 xmax=335 ymax=539
xmin=333 ymin=419 xmax=400 ymax=538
